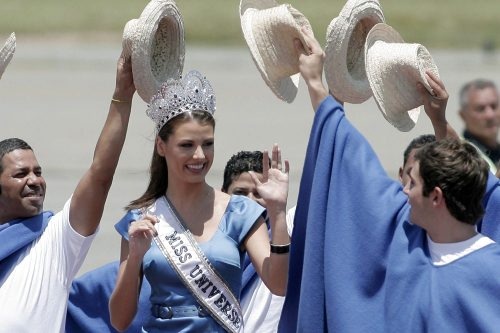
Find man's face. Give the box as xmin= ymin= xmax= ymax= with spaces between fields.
xmin=460 ymin=86 xmax=499 ymax=145
xmin=226 ymin=171 xmax=266 ymax=208
xmin=0 ymin=149 xmax=46 ymax=223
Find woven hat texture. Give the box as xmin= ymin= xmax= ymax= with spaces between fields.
xmin=365 ymin=23 xmax=440 ymax=132
xmin=240 ymin=0 xmax=313 ymax=103
xmin=122 ymin=0 xmax=185 ymax=103
xmin=324 ymin=0 xmax=384 ymax=104
xmin=0 ymin=33 xmax=16 ymax=80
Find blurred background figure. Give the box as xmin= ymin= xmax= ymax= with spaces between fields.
xmin=459 ymin=79 xmax=500 ymax=175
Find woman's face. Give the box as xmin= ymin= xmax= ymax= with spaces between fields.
xmin=157 ymin=119 xmax=214 ymax=184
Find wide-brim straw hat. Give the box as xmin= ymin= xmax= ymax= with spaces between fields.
xmin=122 ymin=0 xmax=185 ymax=103
xmin=0 ymin=33 xmax=16 ymax=80
xmin=365 ymin=23 xmax=440 ymax=132
xmin=324 ymin=0 xmax=384 ymax=104
xmin=240 ymin=0 xmax=313 ymax=103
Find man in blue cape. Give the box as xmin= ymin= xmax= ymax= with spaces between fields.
xmin=278 ymin=29 xmax=500 ymax=332
xmin=0 ymin=48 xmax=136 ymax=332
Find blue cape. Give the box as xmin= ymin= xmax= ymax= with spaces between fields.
xmin=278 ymin=96 xmax=500 ymax=332
xmin=66 ymin=209 xmax=149 ymax=332
xmin=66 ymin=260 xmax=151 ymax=333
xmin=477 ymin=174 xmax=500 ymax=240
xmin=0 ymin=211 xmax=53 ymax=281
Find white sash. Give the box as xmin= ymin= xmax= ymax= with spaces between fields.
xmin=146 ymin=196 xmax=243 ymax=333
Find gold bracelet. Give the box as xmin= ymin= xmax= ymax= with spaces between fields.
xmin=111 ymin=97 xmax=130 ymax=104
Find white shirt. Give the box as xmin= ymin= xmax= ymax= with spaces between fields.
xmin=241 ymin=206 xmax=296 ymax=333
xmin=0 ymin=198 xmax=96 ymax=333
xmin=427 ymin=233 xmax=494 ymax=266
xmin=241 ymin=278 xmax=286 ymax=333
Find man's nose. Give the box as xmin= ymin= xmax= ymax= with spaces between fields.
xmin=27 ymin=172 xmax=41 ymax=185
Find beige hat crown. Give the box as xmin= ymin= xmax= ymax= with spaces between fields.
xmin=0 ymin=33 xmax=16 ymax=80
xmin=240 ymin=0 xmax=313 ymax=103
xmin=324 ymin=0 xmax=384 ymax=104
xmin=123 ymin=0 xmax=185 ymax=103
xmin=365 ymin=23 xmax=440 ymax=132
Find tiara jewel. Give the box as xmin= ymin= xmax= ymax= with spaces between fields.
xmin=146 ymin=70 xmax=216 ymax=132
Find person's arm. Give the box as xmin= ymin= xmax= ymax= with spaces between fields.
xmin=245 ymin=144 xmax=290 ymax=296
xmin=418 ymin=71 xmax=458 ymax=141
xmin=109 ymin=215 xmax=157 ymax=331
xmin=294 ymin=28 xmax=329 ymax=111
xmin=69 ymin=51 xmax=135 ymax=236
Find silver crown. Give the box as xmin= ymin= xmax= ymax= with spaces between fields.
xmin=146 ymin=70 xmax=216 ymax=132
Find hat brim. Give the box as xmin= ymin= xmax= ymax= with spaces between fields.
xmin=240 ymin=0 xmax=310 ymax=103
xmin=0 ymin=33 xmax=16 ymax=80
xmin=365 ymin=23 xmax=439 ymax=132
xmin=124 ymin=0 xmax=185 ymax=103
xmin=324 ymin=0 xmax=384 ymax=104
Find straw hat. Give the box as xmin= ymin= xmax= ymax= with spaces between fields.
xmin=122 ymin=0 xmax=185 ymax=103
xmin=240 ymin=0 xmax=313 ymax=103
xmin=365 ymin=23 xmax=440 ymax=132
xmin=324 ymin=0 xmax=384 ymax=104
xmin=0 ymin=33 xmax=16 ymax=80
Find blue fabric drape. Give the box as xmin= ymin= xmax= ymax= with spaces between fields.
xmin=0 ymin=211 xmax=53 ymax=281
xmin=278 ymin=96 xmax=500 ymax=333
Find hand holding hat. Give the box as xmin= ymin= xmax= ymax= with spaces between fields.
xmin=418 ymin=71 xmax=450 ymax=139
xmin=295 ymin=28 xmax=324 ymax=86
xmin=294 ymin=27 xmax=329 ymax=110
xmin=113 ymin=49 xmax=136 ymax=104
xmin=364 ymin=23 xmax=440 ymax=132
xmin=323 ymin=1 xmax=441 ymax=132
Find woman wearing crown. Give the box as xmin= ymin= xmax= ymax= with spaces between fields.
xmin=109 ymin=70 xmax=290 ymax=333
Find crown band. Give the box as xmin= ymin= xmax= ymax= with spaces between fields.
xmin=146 ymin=70 xmax=216 ymax=132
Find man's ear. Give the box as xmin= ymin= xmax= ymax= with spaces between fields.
xmin=459 ymin=109 xmax=466 ymax=122
xmin=431 ymin=186 xmax=444 ymax=207
xmin=398 ymin=166 xmax=404 ymax=183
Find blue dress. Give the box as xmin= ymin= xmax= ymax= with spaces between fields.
xmin=278 ymin=96 xmax=500 ymax=333
xmin=116 ymin=195 xmax=265 ymax=333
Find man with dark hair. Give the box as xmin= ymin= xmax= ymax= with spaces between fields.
xmin=0 ymin=50 xmax=135 ymax=332
xmin=459 ymin=79 xmax=500 ymax=174
xmin=0 ymin=138 xmax=34 ymax=196
xmin=411 ymin=139 xmax=488 ymax=226
xmin=222 ymin=151 xmax=266 ymax=206
xmin=222 ymin=150 xmax=293 ymax=333
xmin=399 ymin=135 xmax=436 ymax=185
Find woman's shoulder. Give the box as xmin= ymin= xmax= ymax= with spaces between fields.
xmin=223 ymin=195 xmax=265 ymax=227
xmin=114 ymin=209 xmax=142 ymax=238
xmin=217 ymin=194 xmax=265 ymax=243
